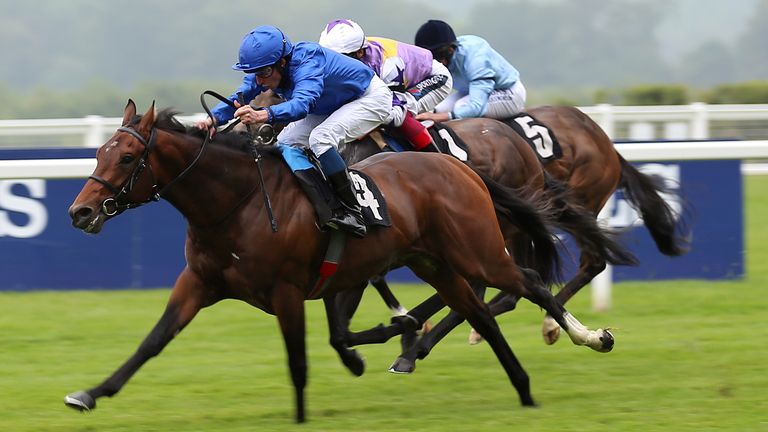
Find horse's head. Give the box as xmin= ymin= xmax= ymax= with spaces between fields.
xmin=69 ymin=100 xmax=160 ymax=233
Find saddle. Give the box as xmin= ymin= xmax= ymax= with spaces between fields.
xmin=277 ymin=144 xmax=391 ymax=230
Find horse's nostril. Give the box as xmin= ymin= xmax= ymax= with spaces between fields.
xmin=70 ymin=206 xmax=94 ymax=226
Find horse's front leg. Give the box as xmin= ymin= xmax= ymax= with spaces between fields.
xmin=272 ymin=282 xmax=309 ymax=423
xmin=324 ymin=291 xmax=366 ymax=377
xmin=64 ymin=269 xmax=208 ymax=412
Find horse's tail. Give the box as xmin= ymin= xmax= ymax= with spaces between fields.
xmin=542 ymin=172 xmax=638 ymax=266
xmin=617 ymin=154 xmax=690 ymax=256
xmin=469 ymin=166 xmax=562 ymax=286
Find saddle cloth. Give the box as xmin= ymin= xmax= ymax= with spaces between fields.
xmin=349 ymin=170 xmax=391 ymax=227
xmin=503 ymin=113 xmax=563 ymax=164
xmin=278 ymin=144 xmax=391 ymax=228
xmin=380 ymin=122 xmax=471 ymax=162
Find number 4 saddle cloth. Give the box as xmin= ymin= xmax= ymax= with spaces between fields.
xmin=278 ymin=144 xmax=392 ymax=229
xmin=349 ymin=169 xmax=391 ymax=228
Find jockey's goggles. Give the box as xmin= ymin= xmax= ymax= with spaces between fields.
xmin=246 ymin=65 xmax=275 ymax=78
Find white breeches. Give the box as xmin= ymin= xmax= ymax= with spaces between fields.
xmin=277 ymin=75 xmax=392 ymax=156
xmin=435 ymin=79 xmax=527 ymax=119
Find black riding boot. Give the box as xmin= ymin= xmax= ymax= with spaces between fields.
xmin=327 ymin=170 xmax=367 ymax=238
xmin=294 ymin=169 xmax=333 ymax=228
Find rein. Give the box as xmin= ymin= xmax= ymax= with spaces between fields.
xmin=90 ymin=92 xmax=279 ymax=232
xmin=90 ymin=125 xmax=212 ymax=216
xmin=202 ymin=90 xmax=278 ymax=232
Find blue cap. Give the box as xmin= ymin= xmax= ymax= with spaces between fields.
xmin=232 ymin=25 xmax=293 ymax=71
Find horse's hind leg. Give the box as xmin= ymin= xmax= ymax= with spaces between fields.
xmin=370 ymin=275 xmax=408 ymax=315
xmin=541 ymin=253 xmax=607 ymax=344
xmin=389 ymin=283 xmax=486 ymax=374
xmin=412 ymin=265 xmax=536 ymax=407
xmin=467 ymin=290 xmax=521 ymax=345
xmin=517 ymin=268 xmax=614 ymax=352
xmin=64 ymin=269 xmax=207 ymax=412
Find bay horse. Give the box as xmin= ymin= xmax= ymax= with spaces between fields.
xmin=64 ymin=100 xmax=615 ymax=423
xmin=247 ymin=91 xmax=646 ymax=342
xmin=333 ymin=106 xmax=686 ymax=372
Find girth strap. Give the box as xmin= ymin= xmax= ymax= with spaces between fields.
xmin=307 ymin=231 xmax=347 ymax=299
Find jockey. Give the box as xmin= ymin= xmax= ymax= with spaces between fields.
xmin=198 ymin=25 xmax=392 ymax=238
xmin=318 ymin=19 xmax=453 ymax=150
xmin=413 ymin=19 xmax=527 ymax=123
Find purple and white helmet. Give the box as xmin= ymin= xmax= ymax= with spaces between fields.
xmin=318 ymin=19 xmax=368 ymax=54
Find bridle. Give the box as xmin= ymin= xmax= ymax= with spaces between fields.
xmin=88 ymin=126 xmax=162 ymax=216
xmin=89 ymin=120 xmax=214 ymax=217
xmin=88 ymin=92 xmax=278 ymax=232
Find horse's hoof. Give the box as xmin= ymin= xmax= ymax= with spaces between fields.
xmin=343 ymin=351 xmax=366 ymax=377
xmin=64 ymin=391 xmax=95 ymax=412
xmin=388 ymin=357 xmax=415 ymax=374
xmin=598 ymin=329 xmax=615 ymax=352
xmin=521 ymin=397 xmax=538 ymax=407
xmin=542 ymin=315 xmax=561 ymax=345
xmin=468 ymin=328 xmax=484 ymax=345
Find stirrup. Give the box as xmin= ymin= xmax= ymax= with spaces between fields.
xmin=326 ymin=211 xmax=366 ymax=238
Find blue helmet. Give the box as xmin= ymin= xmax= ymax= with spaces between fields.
xmin=414 ymin=20 xmax=456 ymax=51
xmin=232 ymin=25 xmax=293 ymax=71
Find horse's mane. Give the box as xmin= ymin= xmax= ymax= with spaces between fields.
xmin=129 ymin=108 xmax=282 ymax=159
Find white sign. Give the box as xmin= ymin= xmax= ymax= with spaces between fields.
xmin=604 ymin=163 xmax=682 ymax=228
xmin=0 ymin=180 xmax=48 ymax=238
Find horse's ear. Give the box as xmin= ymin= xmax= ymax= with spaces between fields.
xmin=122 ymin=99 xmax=137 ymax=126
xmin=136 ymin=100 xmax=156 ymax=134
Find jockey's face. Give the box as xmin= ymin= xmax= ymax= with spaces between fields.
xmin=346 ymin=48 xmax=365 ymax=60
xmin=255 ymin=59 xmax=285 ymax=90
xmin=432 ymin=45 xmax=455 ymax=67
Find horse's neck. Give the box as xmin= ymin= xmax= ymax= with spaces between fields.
xmin=152 ymin=132 xmax=271 ymax=228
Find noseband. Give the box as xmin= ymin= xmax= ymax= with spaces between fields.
xmin=89 ymin=126 xmax=160 ymax=216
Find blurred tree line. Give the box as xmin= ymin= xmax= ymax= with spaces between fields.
xmin=0 ymin=0 xmax=766 ymax=118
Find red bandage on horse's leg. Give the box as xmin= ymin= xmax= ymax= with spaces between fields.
xmin=398 ymin=111 xmax=433 ymax=150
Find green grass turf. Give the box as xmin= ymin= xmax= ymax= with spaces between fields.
xmin=0 ymin=176 xmax=766 ymax=432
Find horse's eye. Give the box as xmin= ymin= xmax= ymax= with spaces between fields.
xmin=120 ymin=155 xmax=135 ymax=165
